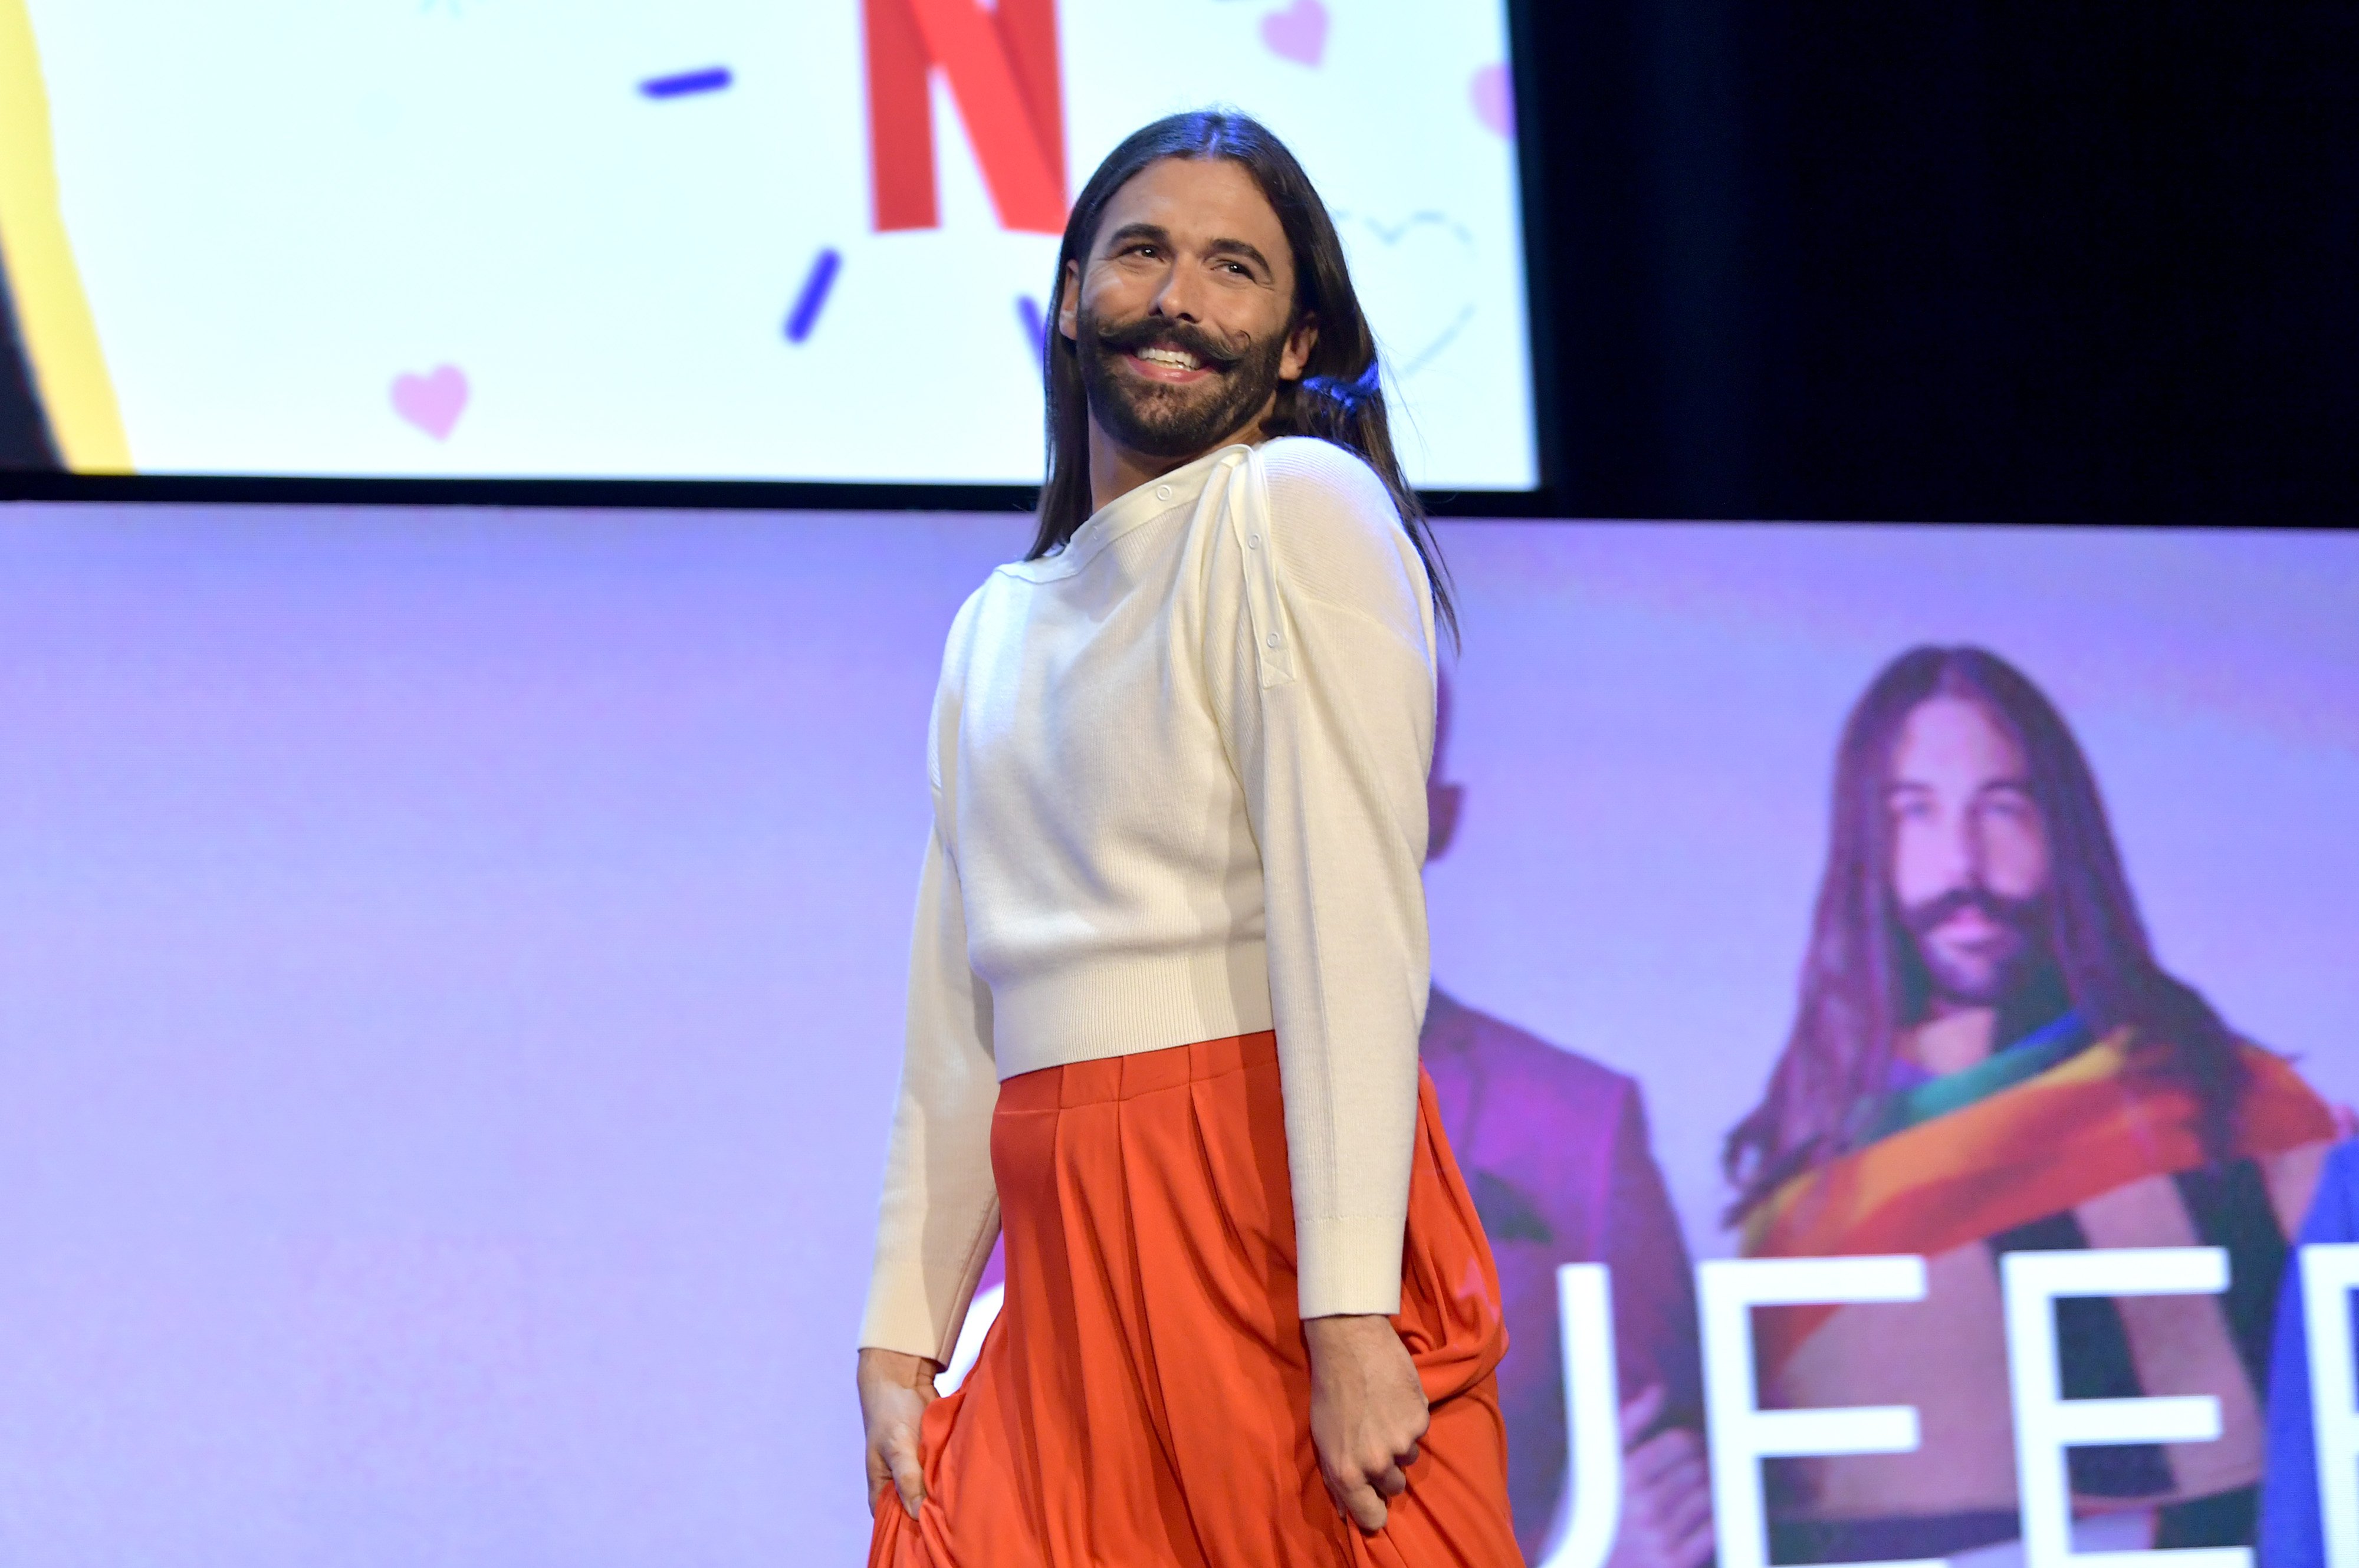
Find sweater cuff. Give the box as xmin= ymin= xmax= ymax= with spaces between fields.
xmin=1295 ymin=1212 xmax=1408 ymax=1320
xmin=857 ymin=1284 xmax=958 ymax=1366
xmin=859 ymin=1222 xmax=996 ymax=1366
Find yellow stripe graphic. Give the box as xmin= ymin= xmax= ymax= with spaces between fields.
xmin=0 ymin=0 xmax=129 ymax=471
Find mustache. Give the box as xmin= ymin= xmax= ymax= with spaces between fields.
xmin=1090 ymin=313 xmax=1250 ymax=371
xmin=1899 ymin=886 xmax=2042 ymax=938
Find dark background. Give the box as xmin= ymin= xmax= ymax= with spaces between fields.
xmin=9 ymin=2 xmax=2356 ymax=524
xmin=1517 ymin=0 xmax=2359 ymax=524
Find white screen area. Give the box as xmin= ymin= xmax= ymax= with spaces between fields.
xmin=19 ymin=0 xmax=1536 ymax=486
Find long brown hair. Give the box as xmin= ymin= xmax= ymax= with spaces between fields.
xmin=1027 ymin=110 xmax=1456 ymax=643
xmin=1723 ymin=645 xmax=2248 ymax=1219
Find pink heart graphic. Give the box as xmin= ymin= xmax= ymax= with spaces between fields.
xmin=1470 ymin=64 xmax=1513 ymax=137
xmin=390 ymin=364 xmax=468 ymax=441
xmin=1260 ymin=0 xmax=1328 ymax=67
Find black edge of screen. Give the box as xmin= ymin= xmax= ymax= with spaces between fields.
xmin=1500 ymin=0 xmax=1563 ymax=517
xmin=0 ymin=471 xmax=1571 ymax=517
xmin=5 ymin=471 xmax=2355 ymax=527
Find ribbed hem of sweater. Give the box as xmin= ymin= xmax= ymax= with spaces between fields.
xmin=990 ymin=945 xmax=1276 ymax=1080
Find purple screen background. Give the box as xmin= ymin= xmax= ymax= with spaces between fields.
xmin=1 ymin=506 xmax=2352 ymax=1564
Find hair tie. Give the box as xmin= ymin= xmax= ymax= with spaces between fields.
xmin=1302 ymin=361 xmax=1382 ymax=411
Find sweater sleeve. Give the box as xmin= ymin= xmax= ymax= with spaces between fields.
xmin=857 ymin=626 xmax=1003 ymax=1363
xmin=1205 ymin=438 xmax=1438 ymax=1319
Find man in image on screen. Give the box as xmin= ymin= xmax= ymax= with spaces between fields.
xmin=1723 ymin=645 xmax=2337 ymax=1560
xmin=853 ymin=112 xmax=1525 ymax=1566
xmin=1420 ymin=669 xmax=1713 ymax=1568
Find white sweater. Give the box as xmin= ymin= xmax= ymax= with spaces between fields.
xmin=857 ymin=436 xmax=1438 ymax=1364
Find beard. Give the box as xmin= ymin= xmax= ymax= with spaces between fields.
xmin=1899 ymin=886 xmax=2049 ymax=1008
xmin=1076 ymin=304 xmax=1289 ymax=459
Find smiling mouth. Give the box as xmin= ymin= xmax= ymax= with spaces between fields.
xmin=1125 ymin=343 xmax=1216 ymax=382
xmin=1931 ymin=909 xmax=2018 ymax=954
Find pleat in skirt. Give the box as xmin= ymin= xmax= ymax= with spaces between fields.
xmin=868 ymin=1029 xmax=1522 ymax=1567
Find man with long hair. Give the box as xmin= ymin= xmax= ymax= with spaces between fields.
xmin=1725 ymin=645 xmax=2336 ymax=1559
xmin=853 ymin=113 xmax=1520 ymax=1565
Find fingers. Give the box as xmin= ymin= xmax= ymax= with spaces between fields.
xmin=889 ymin=1438 xmax=928 ymax=1519
xmin=866 ymin=1435 xmax=926 ymax=1520
xmin=1619 ymin=1383 xmax=1669 ymax=1447
xmin=1657 ymin=1462 xmax=1712 ymax=1540
xmin=1622 ymin=1425 xmax=1702 ymax=1490
xmin=1333 ymin=1472 xmax=1391 ymax=1532
xmin=1667 ymin=1511 xmax=1718 ymax=1568
xmin=1330 ymin=1438 xmax=1421 ymax=1529
xmin=1615 ymin=1422 xmax=1716 ymax=1568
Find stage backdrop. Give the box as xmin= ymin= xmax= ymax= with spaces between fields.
xmin=0 ymin=0 xmax=1534 ymax=485
xmin=0 ymin=507 xmax=2353 ymax=1567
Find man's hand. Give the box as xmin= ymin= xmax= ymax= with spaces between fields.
xmin=1607 ymin=1385 xmax=1715 ymax=1568
xmin=857 ymin=1347 xmax=941 ymax=1520
xmin=1305 ymin=1313 xmax=1430 ymax=1533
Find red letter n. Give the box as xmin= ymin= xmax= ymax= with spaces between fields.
xmin=864 ymin=0 xmax=1067 ymax=235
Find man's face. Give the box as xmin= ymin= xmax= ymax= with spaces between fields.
xmin=1059 ymin=156 xmax=1318 ymax=460
xmin=1885 ymin=694 xmax=2054 ymax=1008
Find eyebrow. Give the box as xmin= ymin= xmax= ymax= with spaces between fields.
xmin=1883 ymin=775 xmax=2034 ymax=795
xmin=1100 ymin=223 xmax=1274 ymax=275
xmin=1204 ymin=237 xmax=1274 ymax=273
xmin=1100 ymin=221 xmax=1169 ymax=254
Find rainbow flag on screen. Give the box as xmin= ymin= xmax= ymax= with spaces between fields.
xmin=1742 ymin=1021 xmax=2335 ymax=1560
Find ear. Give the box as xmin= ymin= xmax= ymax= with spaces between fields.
xmin=1279 ymin=312 xmax=1319 ymax=382
xmin=1059 ymin=259 xmax=1082 ymax=343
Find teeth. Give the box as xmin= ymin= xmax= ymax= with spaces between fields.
xmin=1138 ymin=347 xmax=1201 ymax=369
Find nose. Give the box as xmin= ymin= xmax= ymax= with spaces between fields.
xmin=1953 ymin=808 xmax=1991 ymax=892
xmin=1918 ymin=804 xmax=1982 ymax=899
xmin=1149 ymin=264 xmax=1203 ymax=324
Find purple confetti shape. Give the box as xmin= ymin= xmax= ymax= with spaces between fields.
xmin=640 ymin=66 xmax=732 ymax=99
xmin=1017 ymin=295 xmax=1047 ymax=368
xmin=784 ymin=249 xmax=842 ymax=345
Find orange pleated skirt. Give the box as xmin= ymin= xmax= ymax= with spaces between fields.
xmin=869 ymin=1030 xmax=1521 ymax=1567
